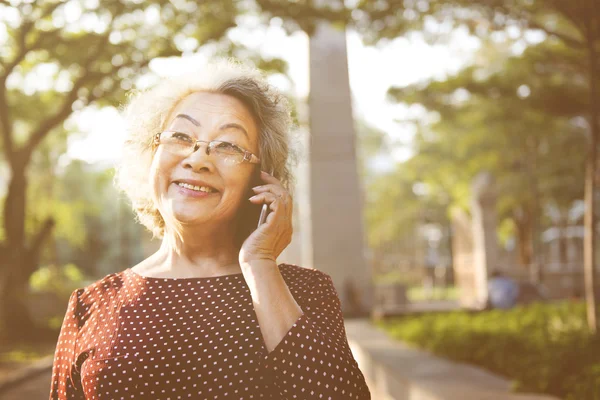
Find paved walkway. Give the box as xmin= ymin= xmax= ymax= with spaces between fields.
xmin=345 ymin=318 xmax=559 ymax=400
xmin=0 ymin=369 xmax=51 ymax=400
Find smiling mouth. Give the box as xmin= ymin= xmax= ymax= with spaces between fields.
xmin=174 ymin=181 xmax=218 ymax=193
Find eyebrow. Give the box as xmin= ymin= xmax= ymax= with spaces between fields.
xmin=174 ymin=113 xmax=249 ymax=139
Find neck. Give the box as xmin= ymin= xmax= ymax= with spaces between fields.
xmin=154 ymin=221 xmax=242 ymax=277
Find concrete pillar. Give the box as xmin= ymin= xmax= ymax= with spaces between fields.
xmin=306 ymin=21 xmax=372 ymax=316
xmin=471 ymin=172 xmax=499 ymax=307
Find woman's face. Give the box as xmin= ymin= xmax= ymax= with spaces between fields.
xmin=150 ymin=91 xmax=260 ymax=230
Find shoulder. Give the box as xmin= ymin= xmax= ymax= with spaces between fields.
xmin=278 ymin=263 xmax=332 ymax=284
xmin=81 ymin=270 xmax=126 ymax=298
xmin=69 ymin=270 xmax=128 ymax=318
xmin=278 ymin=264 xmax=342 ymax=308
xmin=278 ymin=263 xmax=337 ymax=300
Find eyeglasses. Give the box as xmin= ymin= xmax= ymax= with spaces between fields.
xmin=153 ymin=131 xmax=261 ymax=166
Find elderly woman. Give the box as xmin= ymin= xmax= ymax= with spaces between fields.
xmin=49 ymin=59 xmax=370 ymax=399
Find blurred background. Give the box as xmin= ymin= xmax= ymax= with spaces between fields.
xmin=0 ymin=0 xmax=598 ymax=399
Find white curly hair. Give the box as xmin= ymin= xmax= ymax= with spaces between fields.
xmin=114 ymin=58 xmax=299 ymax=240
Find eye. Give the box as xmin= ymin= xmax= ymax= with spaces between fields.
xmin=170 ymin=131 xmax=194 ymax=143
xmin=213 ymin=141 xmax=243 ymax=154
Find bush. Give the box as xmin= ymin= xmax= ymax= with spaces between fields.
xmin=29 ymin=264 xmax=88 ymax=330
xmin=376 ymin=301 xmax=600 ymax=400
xmin=30 ymin=263 xmax=86 ymax=299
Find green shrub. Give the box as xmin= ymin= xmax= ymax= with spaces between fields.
xmin=30 ymin=263 xmax=86 ymax=299
xmin=376 ymin=301 xmax=599 ymax=399
xmin=29 ymin=264 xmax=89 ymax=331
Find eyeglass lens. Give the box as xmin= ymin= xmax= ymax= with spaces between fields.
xmin=160 ymin=131 xmax=245 ymax=165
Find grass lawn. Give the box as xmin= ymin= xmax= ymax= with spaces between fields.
xmin=375 ymin=301 xmax=600 ymax=400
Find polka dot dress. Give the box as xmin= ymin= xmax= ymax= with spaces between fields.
xmin=49 ymin=263 xmax=371 ymax=399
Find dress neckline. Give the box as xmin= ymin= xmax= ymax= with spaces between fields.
xmin=126 ymin=267 xmax=245 ymax=281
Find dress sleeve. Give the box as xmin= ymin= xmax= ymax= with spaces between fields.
xmin=261 ymin=270 xmax=371 ymax=399
xmin=49 ymin=288 xmax=85 ymax=400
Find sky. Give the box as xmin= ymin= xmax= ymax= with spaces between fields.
xmin=63 ymin=18 xmax=482 ymax=168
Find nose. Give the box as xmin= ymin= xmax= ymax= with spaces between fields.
xmin=192 ymin=140 xmax=211 ymax=156
xmin=182 ymin=141 xmax=214 ymax=172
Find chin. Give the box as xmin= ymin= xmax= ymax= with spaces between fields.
xmin=167 ymin=203 xmax=212 ymax=223
xmin=173 ymin=214 xmax=208 ymax=224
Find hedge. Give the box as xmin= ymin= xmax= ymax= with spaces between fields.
xmin=375 ymin=301 xmax=600 ymax=400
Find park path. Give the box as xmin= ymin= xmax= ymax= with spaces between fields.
xmin=0 ymin=369 xmax=51 ymax=400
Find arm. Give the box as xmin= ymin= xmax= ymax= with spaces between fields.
xmin=49 ymin=288 xmax=85 ymax=400
xmin=260 ymin=269 xmax=371 ymax=399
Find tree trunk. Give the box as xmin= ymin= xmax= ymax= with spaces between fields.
xmin=0 ymin=256 xmax=37 ymax=341
xmin=526 ymin=137 xmax=542 ymax=283
xmin=0 ymin=165 xmax=28 ymax=338
xmin=583 ymin=0 xmax=599 ymax=334
xmin=558 ymin=215 xmax=569 ymax=265
xmin=3 ymin=162 xmax=27 ymax=250
xmin=514 ymin=209 xmax=534 ymax=267
xmin=0 ymin=164 xmax=55 ymax=341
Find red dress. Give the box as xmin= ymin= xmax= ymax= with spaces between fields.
xmin=49 ymin=263 xmax=371 ymax=399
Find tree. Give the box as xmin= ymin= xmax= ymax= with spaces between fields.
xmin=253 ymin=0 xmax=349 ymax=34
xmin=355 ymin=0 xmax=600 ymax=333
xmin=0 ymin=0 xmax=240 ymax=339
xmin=393 ymin=39 xmax=588 ymax=266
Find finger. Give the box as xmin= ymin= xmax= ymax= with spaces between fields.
xmin=260 ymin=170 xmax=282 ymax=185
xmin=256 ymin=196 xmax=283 ymax=233
xmin=264 ymin=204 xmax=293 ymax=247
xmin=251 ymin=184 xmax=284 ymax=196
xmin=252 ymin=185 xmax=292 ymax=209
xmin=259 ymin=195 xmax=293 ymax=252
xmin=265 ymin=196 xmax=286 ymax=223
xmin=264 ymin=209 xmax=278 ymax=226
xmin=248 ymin=191 xmax=278 ymax=205
xmin=268 ymin=195 xmax=283 ymax=212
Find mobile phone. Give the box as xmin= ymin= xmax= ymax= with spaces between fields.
xmin=234 ymin=167 xmax=269 ymax=248
xmin=257 ymin=203 xmax=268 ymax=228
xmin=257 ymin=169 xmax=274 ymax=227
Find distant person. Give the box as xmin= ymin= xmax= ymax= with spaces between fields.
xmin=49 ymin=59 xmax=370 ymax=399
xmin=487 ymin=270 xmax=519 ymax=309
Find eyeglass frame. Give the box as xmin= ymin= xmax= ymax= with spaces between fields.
xmin=152 ymin=131 xmax=261 ymax=165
